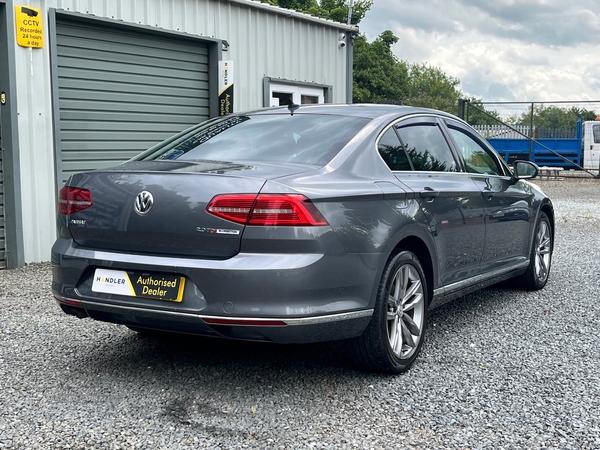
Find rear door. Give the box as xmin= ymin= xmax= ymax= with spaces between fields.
xmin=383 ymin=116 xmax=486 ymax=286
xmin=443 ymin=119 xmax=534 ymax=273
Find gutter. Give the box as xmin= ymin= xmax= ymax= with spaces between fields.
xmin=225 ymin=0 xmax=359 ymax=31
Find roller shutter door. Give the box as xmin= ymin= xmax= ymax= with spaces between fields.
xmin=56 ymin=17 xmax=211 ymax=182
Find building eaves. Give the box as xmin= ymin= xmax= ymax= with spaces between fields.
xmin=223 ymin=0 xmax=359 ymax=31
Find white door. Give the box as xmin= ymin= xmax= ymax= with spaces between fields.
xmin=583 ymin=122 xmax=600 ymax=171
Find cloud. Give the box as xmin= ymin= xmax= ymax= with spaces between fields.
xmin=362 ymin=0 xmax=600 ymax=47
xmin=358 ymin=0 xmax=600 ymax=102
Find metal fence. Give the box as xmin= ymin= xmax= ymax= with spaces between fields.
xmin=472 ymin=125 xmax=531 ymax=139
xmin=472 ymin=125 xmax=577 ymax=139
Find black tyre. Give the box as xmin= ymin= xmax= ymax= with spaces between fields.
xmin=349 ymin=250 xmax=428 ymax=374
xmin=516 ymin=211 xmax=553 ymax=290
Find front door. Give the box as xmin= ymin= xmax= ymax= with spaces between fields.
xmin=444 ymin=120 xmax=533 ymax=273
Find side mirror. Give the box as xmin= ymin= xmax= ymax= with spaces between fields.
xmin=511 ymin=160 xmax=538 ymax=183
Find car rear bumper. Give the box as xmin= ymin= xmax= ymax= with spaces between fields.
xmin=55 ymin=296 xmax=373 ymax=343
xmin=51 ymin=237 xmax=380 ymax=343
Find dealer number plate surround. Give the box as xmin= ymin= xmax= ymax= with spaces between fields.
xmin=91 ymin=268 xmax=185 ymax=302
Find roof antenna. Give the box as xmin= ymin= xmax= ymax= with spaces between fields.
xmin=288 ymin=101 xmax=299 ymax=116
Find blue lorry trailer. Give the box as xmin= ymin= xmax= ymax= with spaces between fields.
xmin=483 ymin=120 xmax=583 ymax=169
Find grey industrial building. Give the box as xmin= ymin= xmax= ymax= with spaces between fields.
xmin=0 ymin=0 xmax=356 ymax=268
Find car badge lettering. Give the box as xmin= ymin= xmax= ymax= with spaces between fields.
xmin=134 ymin=191 xmax=154 ymax=215
xmin=196 ymin=227 xmax=240 ymax=235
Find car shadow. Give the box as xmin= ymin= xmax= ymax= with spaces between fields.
xmin=71 ymin=283 xmax=535 ymax=384
xmin=76 ymin=326 xmax=367 ymax=383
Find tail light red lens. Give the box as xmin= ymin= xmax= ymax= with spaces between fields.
xmin=59 ymin=186 xmax=92 ymax=215
xmin=207 ymin=194 xmax=328 ymax=226
xmin=248 ymin=195 xmax=327 ymax=226
xmin=206 ymin=195 xmax=255 ymax=224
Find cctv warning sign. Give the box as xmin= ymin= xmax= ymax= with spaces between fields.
xmin=15 ymin=6 xmax=44 ymax=48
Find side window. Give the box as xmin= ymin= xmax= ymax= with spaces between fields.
xmin=396 ymin=124 xmax=457 ymax=172
xmin=593 ymin=124 xmax=600 ymax=144
xmin=377 ymin=128 xmax=412 ymax=171
xmin=448 ymin=127 xmax=502 ymax=175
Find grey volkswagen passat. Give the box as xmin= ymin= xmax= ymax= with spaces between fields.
xmin=52 ymin=104 xmax=554 ymax=373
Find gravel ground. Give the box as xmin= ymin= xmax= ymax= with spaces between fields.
xmin=2 ymin=178 xmax=600 ymax=449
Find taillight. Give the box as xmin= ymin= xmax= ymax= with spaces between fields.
xmin=58 ymin=186 xmax=92 ymax=215
xmin=248 ymin=195 xmax=328 ymax=226
xmin=206 ymin=195 xmax=255 ymax=224
xmin=207 ymin=194 xmax=328 ymax=226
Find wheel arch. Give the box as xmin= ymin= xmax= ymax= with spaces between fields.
xmin=393 ymin=236 xmax=435 ymax=307
xmin=540 ymin=202 xmax=555 ymax=250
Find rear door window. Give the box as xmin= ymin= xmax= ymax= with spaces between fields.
xmin=395 ymin=123 xmax=457 ymax=172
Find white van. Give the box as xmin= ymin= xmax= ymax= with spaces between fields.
xmin=582 ymin=121 xmax=600 ymax=171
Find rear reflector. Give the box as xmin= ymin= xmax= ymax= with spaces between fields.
xmin=59 ymin=186 xmax=92 ymax=215
xmin=203 ymin=317 xmax=287 ymax=327
xmin=54 ymin=295 xmax=81 ymax=306
xmin=207 ymin=194 xmax=328 ymax=226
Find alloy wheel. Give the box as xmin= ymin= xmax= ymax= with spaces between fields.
xmin=534 ymin=219 xmax=552 ymax=283
xmin=386 ymin=264 xmax=425 ymax=360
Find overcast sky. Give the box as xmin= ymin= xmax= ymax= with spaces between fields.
xmin=359 ymin=0 xmax=600 ymax=105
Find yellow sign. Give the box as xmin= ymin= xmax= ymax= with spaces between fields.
xmin=15 ymin=6 xmax=44 ymax=48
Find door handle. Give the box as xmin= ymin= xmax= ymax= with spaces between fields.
xmin=420 ymin=187 xmax=439 ymax=199
xmin=482 ymin=189 xmax=496 ymax=200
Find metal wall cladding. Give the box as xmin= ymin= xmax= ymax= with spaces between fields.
xmin=211 ymin=5 xmax=348 ymax=107
xmin=12 ymin=0 xmax=57 ymax=264
xmin=51 ymin=0 xmax=350 ymax=109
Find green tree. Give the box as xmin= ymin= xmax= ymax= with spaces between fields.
xmin=352 ymin=31 xmax=409 ymax=103
xmin=404 ymin=63 xmax=461 ymax=114
xmin=278 ymin=0 xmax=314 ymax=8
xmin=260 ymin=0 xmax=372 ymax=25
xmin=318 ymin=0 xmax=372 ymax=24
xmin=352 ymin=31 xmax=470 ymax=114
xmin=515 ymin=105 xmax=597 ymax=129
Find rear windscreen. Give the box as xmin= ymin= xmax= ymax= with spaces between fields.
xmin=137 ymin=114 xmax=370 ymax=166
